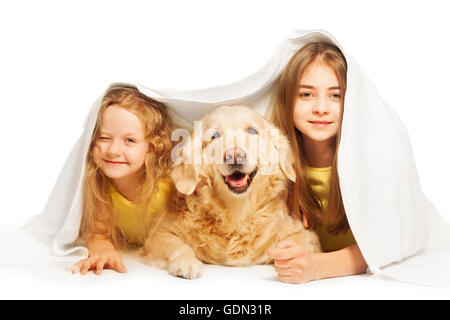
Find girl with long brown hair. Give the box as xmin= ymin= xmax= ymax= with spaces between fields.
xmin=71 ymin=84 xmax=174 ymax=275
xmin=267 ymin=42 xmax=368 ymax=283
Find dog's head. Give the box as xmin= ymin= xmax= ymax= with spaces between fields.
xmin=171 ymin=105 xmax=296 ymax=198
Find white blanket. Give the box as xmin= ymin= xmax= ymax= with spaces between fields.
xmin=1 ymin=29 xmax=449 ymax=288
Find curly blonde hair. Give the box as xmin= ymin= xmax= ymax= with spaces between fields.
xmin=79 ymin=84 xmax=174 ymax=247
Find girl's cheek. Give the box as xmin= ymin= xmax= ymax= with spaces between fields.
xmin=139 ymin=144 xmax=150 ymax=162
xmin=292 ymin=111 xmax=306 ymax=133
xmin=293 ymin=101 xmax=309 ymax=118
xmin=128 ymin=149 xmax=148 ymax=168
xmin=92 ymin=146 xmax=103 ymax=166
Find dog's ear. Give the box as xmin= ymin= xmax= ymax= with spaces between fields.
xmin=277 ymin=133 xmax=296 ymax=182
xmin=269 ymin=124 xmax=296 ymax=182
xmin=171 ymin=137 xmax=200 ymax=195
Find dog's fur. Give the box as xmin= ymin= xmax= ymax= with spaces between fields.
xmin=142 ymin=106 xmax=321 ymax=279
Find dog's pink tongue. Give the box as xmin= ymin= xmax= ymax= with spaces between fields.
xmin=226 ymin=174 xmax=248 ymax=187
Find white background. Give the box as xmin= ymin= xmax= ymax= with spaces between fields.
xmin=0 ymin=0 xmax=449 ymax=299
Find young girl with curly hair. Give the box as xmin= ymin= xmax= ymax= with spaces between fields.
xmin=72 ymin=84 xmax=174 ymax=275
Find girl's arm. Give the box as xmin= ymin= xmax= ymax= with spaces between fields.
xmin=267 ymin=240 xmax=367 ymax=284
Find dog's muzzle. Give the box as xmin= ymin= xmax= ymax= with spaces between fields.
xmin=222 ymin=147 xmax=257 ymax=194
xmin=224 ymin=147 xmax=246 ymax=165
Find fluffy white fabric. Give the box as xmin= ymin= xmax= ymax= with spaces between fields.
xmin=1 ymin=29 xmax=449 ymax=288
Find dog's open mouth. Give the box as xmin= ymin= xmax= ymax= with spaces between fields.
xmin=222 ymin=168 xmax=258 ymax=194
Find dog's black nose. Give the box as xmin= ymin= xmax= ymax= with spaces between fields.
xmin=224 ymin=147 xmax=246 ymax=165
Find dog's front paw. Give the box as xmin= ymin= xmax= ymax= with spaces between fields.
xmin=168 ymin=254 xmax=204 ymax=279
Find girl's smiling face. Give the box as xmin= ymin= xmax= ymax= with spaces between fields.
xmin=293 ymin=60 xmax=342 ymax=142
xmin=93 ymin=105 xmax=149 ymax=181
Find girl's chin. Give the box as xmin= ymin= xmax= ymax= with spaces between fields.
xmin=103 ymin=168 xmax=142 ymax=181
xmin=102 ymin=168 xmax=130 ymax=179
xmin=304 ymin=132 xmax=337 ymax=143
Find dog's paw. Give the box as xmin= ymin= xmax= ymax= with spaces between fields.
xmin=168 ymin=254 xmax=204 ymax=280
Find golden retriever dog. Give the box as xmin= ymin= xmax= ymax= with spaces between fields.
xmin=142 ymin=105 xmax=321 ymax=279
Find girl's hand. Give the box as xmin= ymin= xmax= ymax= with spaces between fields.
xmin=266 ymin=239 xmax=318 ymax=284
xmin=71 ymin=239 xmax=127 ymax=275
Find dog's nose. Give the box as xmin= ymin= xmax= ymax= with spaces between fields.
xmin=224 ymin=147 xmax=246 ymax=165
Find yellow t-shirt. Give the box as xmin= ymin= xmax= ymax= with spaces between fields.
xmin=306 ymin=166 xmax=356 ymax=252
xmin=110 ymin=176 xmax=173 ymax=245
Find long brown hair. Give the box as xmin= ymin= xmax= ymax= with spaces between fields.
xmin=79 ymin=84 xmax=174 ymax=247
xmin=269 ymin=42 xmax=348 ymax=235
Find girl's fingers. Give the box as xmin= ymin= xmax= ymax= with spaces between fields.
xmin=69 ymin=264 xmax=81 ymax=274
xmin=274 ymin=256 xmax=306 ymax=268
xmin=95 ymin=258 xmax=107 ymax=275
xmin=277 ymin=274 xmax=295 ymax=284
xmin=70 ymin=258 xmax=87 ymax=274
xmin=112 ymin=256 xmax=127 ymax=273
xmin=80 ymin=258 xmax=95 ymax=275
xmin=274 ymin=265 xmax=292 ymax=277
xmin=274 ymin=258 xmax=305 ymax=276
xmin=267 ymin=248 xmax=282 ymax=259
xmin=273 ymin=257 xmax=293 ymax=268
xmin=73 ymin=256 xmax=92 ymax=272
xmin=268 ymin=245 xmax=304 ymax=260
xmin=79 ymin=262 xmax=90 ymax=275
xmin=80 ymin=255 xmax=99 ymax=275
xmin=117 ymin=260 xmax=127 ymax=273
xmin=71 ymin=253 xmax=126 ymax=275
xmin=266 ymin=240 xmax=295 ymax=259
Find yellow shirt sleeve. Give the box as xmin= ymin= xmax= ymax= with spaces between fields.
xmin=110 ymin=176 xmax=173 ymax=245
xmin=306 ymin=166 xmax=356 ymax=252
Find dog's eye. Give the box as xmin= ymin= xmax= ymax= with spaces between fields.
xmin=246 ymin=127 xmax=258 ymax=134
xmin=211 ymin=131 xmax=221 ymax=140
